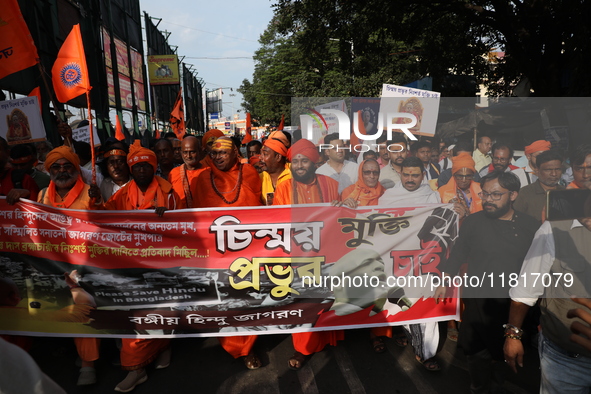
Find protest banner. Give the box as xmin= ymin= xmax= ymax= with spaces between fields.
xmin=0 ymin=96 xmax=46 ymax=145
xmin=0 ymin=199 xmax=458 ymax=338
xmin=71 ymin=125 xmax=101 ymax=147
xmin=380 ymin=84 xmax=441 ymax=137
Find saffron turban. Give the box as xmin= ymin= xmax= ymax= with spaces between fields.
xmin=264 ymin=130 xmax=289 ymax=157
xmin=524 ymin=140 xmax=551 ymax=156
xmin=451 ymin=152 xmax=476 ymax=174
xmin=45 ymin=146 xmax=80 ymax=171
xmin=249 ymin=154 xmax=261 ymax=166
xmin=288 ymin=139 xmax=319 ymax=163
xmin=127 ymin=140 xmax=157 ymax=171
xmin=203 ymin=129 xmax=224 ymax=145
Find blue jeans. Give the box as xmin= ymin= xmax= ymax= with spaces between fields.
xmin=539 ymin=331 xmax=591 ymax=394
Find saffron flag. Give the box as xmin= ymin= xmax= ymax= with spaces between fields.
xmin=242 ymin=112 xmax=252 ymax=144
xmin=0 ymin=0 xmax=39 ymax=80
xmin=115 ymin=114 xmax=125 ymax=141
xmin=28 ymin=86 xmax=42 ymax=113
xmin=169 ymin=87 xmax=185 ymax=139
xmin=277 ymin=114 xmax=285 ymax=131
xmin=51 ymin=24 xmax=90 ymax=103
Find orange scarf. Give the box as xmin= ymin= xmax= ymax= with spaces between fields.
xmin=179 ymin=164 xmax=194 ymax=208
xmin=341 ymin=160 xmax=385 ymax=206
xmin=438 ymin=177 xmax=482 ymax=213
xmin=126 ymin=178 xmax=167 ymax=209
xmin=47 ymin=176 xmax=85 ymax=208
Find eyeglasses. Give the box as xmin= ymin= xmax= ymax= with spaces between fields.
xmin=453 ymin=174 xmax=474 ymax=180
xmin=362 ymin=170 xmax=379 ymax=176
xmin=49 ymin=163 xmax=75 ymax=172
xmin=479 ymin=191 xmax=509 ymax=201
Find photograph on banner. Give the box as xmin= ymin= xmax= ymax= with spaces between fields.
xmin=351 ymin=97 xmax=381 ymax=136
xmin=106 ymin=68 xmax=116 ymax=107
xmin=291 ymin=98 xmax=349 ymax=145
xmin=147 ymin=54 xmax=180 ymax=85
xmin=0 ymin=199 xmax=459 ymax=338
xmin=133 ymin=80 xmax=146 ymax=111
xmin=380 ymin=83 xmax=441 ymax=137
xmin=113 ymin=37 xmax=130 ymax=77
xmin=131 ymin=50 xmax=144 ymax=82
xmin=118 ymin=74 xmax=134 ymax=110
xmin=0 ymin=97 xmax=46 ymax=145
xmin=71 ymin=125 xmax=100 ymax=147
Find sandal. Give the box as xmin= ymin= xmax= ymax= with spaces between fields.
xmin=288 ymin=351 xmax=307 ymax=371
xmin=393 ymin=334 xmax=408 ymax=347
xmin=243 ymin=352 xmax=261 ymax=370
xmin=416 ymin=356 xmax=441 ymax=371
xmin=371 ymin=337 xmax=386 ymax=353
xmin=447 ymin=328 xmax=459 ymax=342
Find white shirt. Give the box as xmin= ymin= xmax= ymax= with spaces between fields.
xmin=378 ymin=182 xmax=441 ymax=206
xmin=509 ymin=220 xmax=582 ymax=306
xmin=100 ymin=176 xmax=131 ymax=201
xmin=316 ymin=160 xmax=358 ymax=194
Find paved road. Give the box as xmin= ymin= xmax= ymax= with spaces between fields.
xmin=31 ymin=329 xmax=541 ymax=393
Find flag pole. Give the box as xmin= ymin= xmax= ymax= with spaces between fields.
xmin=86 ymin=91 xmax=96 ymax=184
xmin=37 ymin=62 xmax=65 ymax=122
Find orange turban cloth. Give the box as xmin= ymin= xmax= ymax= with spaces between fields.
xmin=203 ymin=129 xmax=224 ymax=146
xmin=451 ymin=152 xmax=477 ymax=174
xmin=44 ymin=146 xmax=80 ymax=171
xmin=288 ymin=139 xmax=319 ymax=163
xmin=524 ymin=140 xmax=551 ymax=156
xmin=127 ymin=140 xmax=157 ymax=171
xmin=249 ymin=154 xmax=261 ymax=166
xmin=264 ymin=130 xmax=289 ymax=157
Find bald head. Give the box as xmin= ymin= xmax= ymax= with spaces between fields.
xmin=181 ymin=136 xmax=201 ymax=170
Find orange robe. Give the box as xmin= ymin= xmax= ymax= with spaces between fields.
xmin=168 ymin=165 xmax=204 ymax=208
xmin=38 ymin=181 xmax=100 ymax=361
xmin=568 ymin=181 xmax=580 ymax=189
xmin=38 ymin=178 xmax=97 ymax=210
xmin=273 ymin=174 xmax=340 ymax=205
xmin=193 ymin=160 xmax=261 ymax=357
xmin=104 ymin=176 xmax=180 ymax=211
xmin=193 ymin=162 xmax=262 ymax=208
xmin=199 ymin=154 xmax=214 ymax=169
xmin=103 ymin=176 xmax=178 ymax=369
xmin=273 ymin=174 xmax=344 ymax=354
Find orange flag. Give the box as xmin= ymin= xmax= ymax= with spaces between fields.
xmin=0 ymin=0 xmax=39 ymax=80
xmin=242 ymin=112 xmax=253 ymax=144
xmin=115 ymin=114 xmax=125 ymax=140
xmin=28 ymin=86 xmax=41 ymax=112
xmin=169 ymin=88 xmax=185 ymax=139
xmin=51 ymin=24 xmax=90 ymax=103
xmin=277 ymin=114 xmax=285 ymax=131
